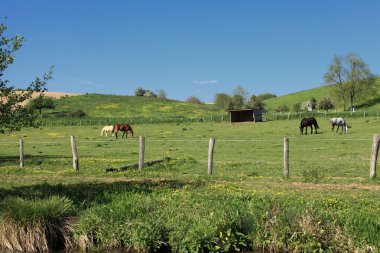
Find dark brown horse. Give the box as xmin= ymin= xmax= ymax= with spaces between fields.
xmin=299 ymin=117 xmax=319 ymax=135
xmin=113 ymin=124 xmax=134 ymax=139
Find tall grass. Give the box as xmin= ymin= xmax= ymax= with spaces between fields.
xmin=0 ymin=196 xmax=74 ymax=252
xmin=73 ymin=189 xmax=380 ymax=252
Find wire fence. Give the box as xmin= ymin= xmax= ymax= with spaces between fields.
xmin=34 ymin=109 xmax=380 ymax=126
xmin=1 ymin=136 xmax=376 ymax=179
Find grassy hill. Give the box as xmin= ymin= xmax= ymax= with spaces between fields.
xmin=45 ymin=93 xmax=225 ymax=118
xmin=264 ymin=77 xmax=380 ymax=113
xmin=41 ymin=78 xmax=380 ymax=120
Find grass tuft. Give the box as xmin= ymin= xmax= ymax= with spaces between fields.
xmin=0 ymin=196 xmax=74 ymax=252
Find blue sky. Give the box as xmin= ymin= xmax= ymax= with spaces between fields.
xmin=1 ymin=0 xmax=380 ymax=102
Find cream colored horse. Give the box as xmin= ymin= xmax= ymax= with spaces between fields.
xmin=101 ymin=125 xmax=114 ymax=137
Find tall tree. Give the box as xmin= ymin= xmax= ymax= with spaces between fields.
xmin=214 ymin=93 xmax=232 ymax=109
xmin=157 ymin=89 xmax=167 ymax=100
xmin=231 ymin=94 xmax=244 ymax=109
xmin=324 ymin=53 xmax=376 ymax=111
xmin=324 ymin=55 xmax=348 ymax=111
xmin=232 ymin=85 xmax=248 ymax=104
xmin=246 ymin=95 xmax=265 ymax=111
xmin=345 ymin=53 xmax=376 ymax=111
xmin=0 ymin=20 xmax=53 ymax=132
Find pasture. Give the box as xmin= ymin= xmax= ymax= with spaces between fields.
xmin=0 ymin=117 xmax=379 ymax=252
xmin=1 ymin=117 xmax=379 ymax=180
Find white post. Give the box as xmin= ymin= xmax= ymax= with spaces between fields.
xmin=208 ymin=138 xmax=215 ymax=175
xmin=370 ymin=134 xmax=380 ymax=178
xmin=19 ymin=139 xmax=24 ymax=168
xmin=71 ymin=136 xmax=79 ymax=174
xmin=284 ymin=138 xmax=289 ymax=178
xmin=139 ymin=136 xmax=145 ymax=170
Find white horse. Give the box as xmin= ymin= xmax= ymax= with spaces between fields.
xmin=330 ymin=117 xmax=350 ymax=134
xmin=101 ymin=125 xmax=114 ymax=137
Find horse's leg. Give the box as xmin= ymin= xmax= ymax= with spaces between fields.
xmin=122 ymin=131 xmax=126 ymax=139
xmin=314 ymin=124 xmax=317 ymax=134
xmin=115 ymin=131 xmax=118 ymax=139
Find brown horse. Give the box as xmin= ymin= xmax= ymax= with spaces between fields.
xmin=113 ymin=124 xmax=134 ymax=139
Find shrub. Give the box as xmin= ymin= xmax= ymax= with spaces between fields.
xmin=186 ymin=96 xmax=203 ymax=104
xmin=275 ymin=105 xmax=289 ymax=113
xmin=69 ymin=110 xmax=87 ymax=118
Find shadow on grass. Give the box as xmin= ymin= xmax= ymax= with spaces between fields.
xmin=0 ymin=179 xmax=205 ymax=209
xmin=0 ymin=155 xmax=71 ymax=165
xmin=355 ymin=96 xmax=380 ymax=110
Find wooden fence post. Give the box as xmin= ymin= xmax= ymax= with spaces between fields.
xmin=138 ymin=136 xmax=145 ymax=170
xmin=284 ymin=137 xmax=289 ymax=178
xmin=19 ymin=138 xmax=24 ymax=168
xmin=370 ymin=134 xmax=380 ymax=178
xmin=208 ymin=138 xmax=215 ymax=175
xmin=70 ymin=136 xmax=79 ymax=174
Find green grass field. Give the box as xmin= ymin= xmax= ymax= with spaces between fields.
xmin=45 ymin=93 xmax=225 ymax=118
xmin=38 ymin=78 xmax=380 ymax=121
xmin=0 ymin=118 xmax=379 ymax=252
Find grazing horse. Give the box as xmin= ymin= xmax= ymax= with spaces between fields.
xmin=300 ymin=117 xmax=319 ymax=135
xmin=113 ymin=123 xmax=134 ymax=139
xmin=101 ymin=125 xmax=114 ymax=137
xmin=330 ymin=117 xmax=350 ymax=134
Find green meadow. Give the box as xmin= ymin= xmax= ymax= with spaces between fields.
xmin=0 ymin=118 xmax=379 ymax=252
xmin=39 ymin=78 xmax=380 ymax=121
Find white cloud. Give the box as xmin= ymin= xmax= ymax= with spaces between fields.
xmin=192 ymin=80 xmax=218 ymax=85
xmin=73 ymin=78 xmax=103 ymax=88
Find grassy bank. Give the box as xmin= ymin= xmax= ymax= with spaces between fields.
xmin=0 ymin=119 xmax=379 ymax=252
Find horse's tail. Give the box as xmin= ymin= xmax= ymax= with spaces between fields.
xmin=112 ymin=125 xmax=115 ymax=133
xmin=313 ymin=118 xmax=319 ymax=129
xmin=129 ymin=126 xmax=134 ymax=137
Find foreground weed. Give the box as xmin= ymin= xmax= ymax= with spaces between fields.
xmin=302 ymin=167 xmax=325 ymax=183
xmin=0 ymin=196 xmax=74 ymax=252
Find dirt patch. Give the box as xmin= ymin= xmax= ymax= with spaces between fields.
xmin=13 ymin=91 xmax=81 ymax=106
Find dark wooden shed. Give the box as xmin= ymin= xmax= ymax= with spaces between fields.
xmin=228 ymin=109 xmax=262 ymax=123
